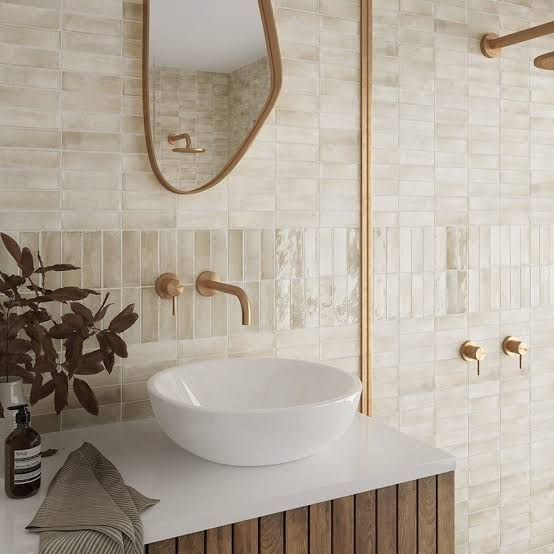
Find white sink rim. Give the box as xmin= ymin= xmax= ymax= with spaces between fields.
xmin=148 ymin=358 xmax=362 ymax=416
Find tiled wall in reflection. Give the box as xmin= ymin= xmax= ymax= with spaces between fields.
xmin=0 ymin=0 xmax=361 ymax=432
xmin=373 ymin=0 xmax=554 ymax=552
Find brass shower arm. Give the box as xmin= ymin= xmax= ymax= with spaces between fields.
xmin=167 ymin=133 xmax=206 ymax=154
xmin=481 ymin=21 xmax=554 ymax=58
xmin=168 ymin=133 xmax=193 ymax=147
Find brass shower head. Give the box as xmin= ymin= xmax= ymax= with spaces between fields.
xmin=481 ymin=21 xmax=554 ymax=71
xmin=535 ymin=52 xmax=554 ymax=70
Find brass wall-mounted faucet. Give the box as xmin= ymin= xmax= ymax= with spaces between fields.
xmin=196 ymin=271 xmax=251 ymax=326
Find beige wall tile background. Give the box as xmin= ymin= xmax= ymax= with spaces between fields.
xmin=373 ymin=0 xmax=554 ymax=552
xmin=2 ymin=0 xmax=554 ymax=552
xmin=0 ymin=0 xmax=361 ymax=436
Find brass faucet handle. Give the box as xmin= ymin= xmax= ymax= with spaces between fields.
xmin=461 ymin=341 xmax=487 ymax=376
xmin=156 ymin=272 xmax=185 ymax=316
xmin=503 ymin=336 xmax=528 ymax=370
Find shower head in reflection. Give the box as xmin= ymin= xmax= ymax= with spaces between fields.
xmin=168 ymin=133 xmax=206 ymax=154
xmin=481 ymin=21 xmax=554 ymax=70
xmin=535 ymin=52 xmax=554 ymax=70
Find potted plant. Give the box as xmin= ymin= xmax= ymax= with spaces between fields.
xmin=0 ymin=233 xmax=138 ymax=419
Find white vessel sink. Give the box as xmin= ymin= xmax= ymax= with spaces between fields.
xmin=147 ymin=358 xmax=362 ymax=466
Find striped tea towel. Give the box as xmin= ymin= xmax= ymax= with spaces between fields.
xmin=26 ymin=442 xmax=159 ymax=554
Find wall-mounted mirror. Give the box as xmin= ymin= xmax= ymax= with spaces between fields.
xmin=143 ymin=0 xmax=282 ymax=195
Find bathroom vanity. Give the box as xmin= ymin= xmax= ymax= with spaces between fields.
xmin=0 ymin=415 xmax=455 ymax=554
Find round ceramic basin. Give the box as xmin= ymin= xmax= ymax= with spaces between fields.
xmin=147 ymin=358 xmax=362 ymax=466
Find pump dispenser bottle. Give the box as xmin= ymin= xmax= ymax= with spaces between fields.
xmin=4 ymin=404 xmax=41 ymax=499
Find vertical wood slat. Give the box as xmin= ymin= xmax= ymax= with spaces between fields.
xmin=285 ymin=507 xmax=308 ymax=554
xmin=309 ymin=501 xmax=331 ymax=554
xmin=437 ymin=472 xmax=455 ymax=554
xmin=398 ymin=481 xmax=417 ymax=554
xmin=333 ymin=496 xmax=354 ymax=554
xmin=377 ymin=485 xmax=397 ymax=554
xmin=355 ymin=491 xmax=376 ymax=554
xmin=206 ymin=526 xmax=232 ymax=554
xmin=233 ymin=519 xmax=258 ymax=554
xmin=418 ymin=476 xmax=437 ymax=554
xmin=179 ymin=532 xmax=205 ymax=553
xmin=147 ymin=539 xmax=177 ymax=554
xmin=260 ymin=512 xmax=284 ymax=554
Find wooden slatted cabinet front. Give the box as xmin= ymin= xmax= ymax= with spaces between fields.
xmin=147 ymin=472 xmax=455 ymax=554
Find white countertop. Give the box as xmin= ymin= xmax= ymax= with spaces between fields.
xmin=0 ymin=414 xmax=455 ymax=553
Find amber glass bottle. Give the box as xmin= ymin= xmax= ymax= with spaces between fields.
xmin=4 ymin=404 xmax=41 ymax=499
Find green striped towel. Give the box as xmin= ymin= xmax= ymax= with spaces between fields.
xmin=26 ymin=442 xmax=159 ymax=554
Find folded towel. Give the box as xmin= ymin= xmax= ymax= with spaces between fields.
xmin=26 ymin=442 xmax=159 ymax=554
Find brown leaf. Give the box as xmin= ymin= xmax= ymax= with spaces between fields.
xmin=34 ymin=356 xmax=56 ymax=374
xmin=3 ymin=352 xmax=30 ymax=365
xmin=19 ymin=247 xmax=34 ymax=278
xmin=41 ymin=378 xmax=55 ymax=399
xmin=104 ymin=352 xmax=115 ymax=373
xmin=49 ymin=287 xmax=100 ymax=302
xmin=108 ymin=304 xmax=138 ymax=333
xmin=49 ymin=323 xmax=74 ymax=340
xmin=74 ymin=350 xmax=105 ymax=375
xmin=1 ymin=233 xmax=21 ymax=264
xmin=6 ymin=316 xmax=27 ymax=338
xmin=30 ymin=373 xmax=43 ymax=405
xmin=63 ymin=334 xmax=83 ymax=374
xmin=104 ymin=332 xmax=128 ymax=358
xmin=35 ymin=264 xmax=80 ymax=274
xmin=61 ymin=313 xmax=84 ymax=330
xmin=53 ymin=371 xmax=68 ymax=414
xmin=7 ymin=338 xmax=32 ymax=354
xmin=93 ymin=293 xmax=111 ymax=322
xmin=70 ymin=302 xmax=93 ymax=324
xmin=2 ymin=273 xmax=25 ymax=290
xmin=73 ymin=378 xmax=98 ymax=416
xmin=38 ymin=327 xmax=57 ymax=361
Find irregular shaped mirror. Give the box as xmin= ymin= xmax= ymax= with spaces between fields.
xmin=143 ymin=0 xmax=282 ymax=195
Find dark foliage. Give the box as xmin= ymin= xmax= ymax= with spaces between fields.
xmin=0 ymin=233 xmax=138 ymax=417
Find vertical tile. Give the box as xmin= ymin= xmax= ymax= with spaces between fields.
xmin=122 ymin=231 xmax=140 ymax=286
xmin=103 ymin=231 xmax=121 ymax=288
xmin=141 ymin=231 xmax=158 ymax=286
xmin=82 ymin=232 xmax=101 ymax=289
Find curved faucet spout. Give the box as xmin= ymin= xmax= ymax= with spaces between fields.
xmin=196 ymin=271 xmax=251 ymax=326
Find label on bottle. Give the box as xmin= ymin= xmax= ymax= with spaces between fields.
xmin=13 ymin=445 xmax=41 ymax=485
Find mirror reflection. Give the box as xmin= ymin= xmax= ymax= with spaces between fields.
xmin=144 ymin=0 xmax=280 ymax=194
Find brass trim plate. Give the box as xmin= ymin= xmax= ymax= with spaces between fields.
xmin=196 ymin=271 xmax=220 ymax=297
xmin=480 ymin=33 xmax=501 ymax=58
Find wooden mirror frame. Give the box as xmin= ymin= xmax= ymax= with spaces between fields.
xmin=142 ymin=0 xmax=283 ymax=195
xmin=360 ymin=0 xmax=373 ymax=416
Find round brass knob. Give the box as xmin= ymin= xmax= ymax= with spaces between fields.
xmin=502 ymin=336 xmax=528 ymax=369
xmin=460 ymin=341 xmax=486 ymax=376
xmin=155 ymin=273 xmax=185 ymax=315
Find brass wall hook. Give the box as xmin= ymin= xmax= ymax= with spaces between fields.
xmin=156 ymin=272 xmax=185 ymax=316
xmin=461 ymin=341 xmax=486 ymax=376
xmin=502 ymin=337 xmax=528 ymax=370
